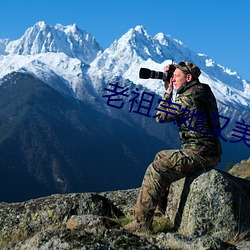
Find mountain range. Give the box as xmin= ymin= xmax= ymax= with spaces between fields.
xmin=0 ymin=21 xmax=249 ymax=202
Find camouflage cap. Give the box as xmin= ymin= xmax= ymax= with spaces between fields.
xmin=176 ymin=61 xmax=201 ymax=79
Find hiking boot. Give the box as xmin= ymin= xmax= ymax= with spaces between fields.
xmin=124 ymin=219 xmax=152 ymax=234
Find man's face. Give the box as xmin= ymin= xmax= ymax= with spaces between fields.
xmin=172 ymin=68 xmax=188 ymax=90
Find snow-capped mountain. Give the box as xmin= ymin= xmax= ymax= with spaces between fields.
xmin=0 ymin=22 xmax=249 ymax=201
xmin=1 ymin=22 xmax=249 ymax=112
xmin=0 ymin=52 xmax=99 ymax=102
xmin=89 ymin=25 xmax=250 ymax=111
xmin=3 ymin=21 xmax=102 ymax=64
xmin=0 ymin=22 xmax=103 ymax=102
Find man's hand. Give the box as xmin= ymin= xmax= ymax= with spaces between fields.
xmin=163 ymin=65 xmax=174 ymax=94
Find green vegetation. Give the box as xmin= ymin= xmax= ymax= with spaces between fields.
xmin=152 ymin=216 xmax=174 ymax=234
xmin=113 ymin=214 xmax=174 ymax=234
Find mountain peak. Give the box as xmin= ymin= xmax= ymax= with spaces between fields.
xmin=89 ymin=25 xmax=163 ymax=78
xmin=134 ymin=25 xmax=147 ymax=34
xmin=34 ymin=21 xmax=48 ymax=29
xmin=54 ymin=23 xmax=79 ymax=33
xmin=5 ymin=21 xmax=102 ymax=64
xmin=124 ymin=25 xmax=151 ymax=41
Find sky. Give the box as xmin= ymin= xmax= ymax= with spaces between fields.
xmin=0 ymin=0 xmax=250 ymax=81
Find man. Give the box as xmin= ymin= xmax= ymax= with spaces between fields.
xmin=124 ymin=61 xmax=222 ymax=233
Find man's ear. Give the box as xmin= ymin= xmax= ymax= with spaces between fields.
xmin=186 ymin=74 xmax=193 ymax=82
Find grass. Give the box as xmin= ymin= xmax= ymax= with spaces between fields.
xmin=112 ymin=216 xmax=134 ymax=227
xmin=152 ymin=216 xmax=174 ymax=234
xmin=113 ymin=214 xmax=174 ymax=235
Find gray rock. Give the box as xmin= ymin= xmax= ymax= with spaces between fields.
xmin=229 ymin=157 xmax=250 ymax=180
xmin=4 ymin=228 xmax=161 ymax=250
xmin=235 ymin=240 xmax=250 ymax=250
xmin=0 ymin=192 xmax=124 ymax=248
xmin=165 ymin=169 xmax=250 ymax=241
xmin=65 ymin=214 xmax=120 ymax=230
xmin=101 ymin=188 xmax=139 ymax=215
xmin=156 ymin=232 xmax=227 ymax=250
xmin=1 ymin=169 xmax=250 ymax=249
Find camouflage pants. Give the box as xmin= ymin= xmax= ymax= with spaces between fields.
xmin=134 ymin=149 xmax=220 ymax=222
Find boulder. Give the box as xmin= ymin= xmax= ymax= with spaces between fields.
xmin=1 ymin=169 xmax=250 ymax=249
xmin=229 ymin=158 xmax=250 ymax=180
xmin=165 ymin=169 xmax=250 ymax=241
xmin=0 ymin=193 xmax=124 ymax=248
xmin=156 ymin=232 xmax=226 ymax=250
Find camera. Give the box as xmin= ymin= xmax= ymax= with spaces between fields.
xmin=139 ymin=65 xmax=176 ymax=82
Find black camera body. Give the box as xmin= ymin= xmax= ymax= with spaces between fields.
xmin=139 ymin=65 xmax=175 ymax=82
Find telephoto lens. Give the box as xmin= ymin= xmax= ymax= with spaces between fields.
xmin=139 ymin=65 xmax=175 ymax=82
xmin=139 ymin=68 xmax=151 ymax=79
xmin=139 ymin=68 xmax=167 ymax=80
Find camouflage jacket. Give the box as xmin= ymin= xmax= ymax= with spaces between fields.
xmin=156 ymin=79 xmax=222 ymax=157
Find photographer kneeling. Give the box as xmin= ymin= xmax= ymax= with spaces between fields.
xmin=124 ymin=61 xmax=222 ymax=233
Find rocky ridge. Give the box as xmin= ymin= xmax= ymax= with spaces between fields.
xmin=1 ymin=168 xmax=250 ymax=249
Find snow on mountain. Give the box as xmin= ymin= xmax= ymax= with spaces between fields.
xmin=88 ymin=25 xmax=167 ymax=91
xmin=0 ymin=22 xmax=104 ymax=103
xmin=0 ymin=52 xmax=99 ymax=103
xmin=88 ymin=25 xmax=250 ymax=111
xmin=0 ymin=22 xmax=250 ymax=114
xmin=5 ymin=21 xmax=102 ymax=64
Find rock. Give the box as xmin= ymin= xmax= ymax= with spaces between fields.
xmin=235 ymin=240 xmax=250 ymax=250
xmin=0 ymin=193 xmax=124 ymax=248
xmin=4 ymin=228 xmax=161 ymax=250
xmin=156 ymin=232 xmax=228 ymax=250
xmin=165 ymin=169 xmax=250 ymax=241
xmin=101 ymin=188 xmax=140 ymax=215
xmin=229 ymin=158 xmax=250 ymax=180
xmin=1 ymin=168 xmax=250 ymax=249
xmin=65 ymin=214 xmax=120 ymax=230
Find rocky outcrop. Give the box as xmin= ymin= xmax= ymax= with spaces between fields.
xmin=0 ymin=169 xmax=250 ymax=249
xmin=165 ymin=169 xmax=250 ymax=240
xmin=229 ymin=158 xmax=250 ymax=180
